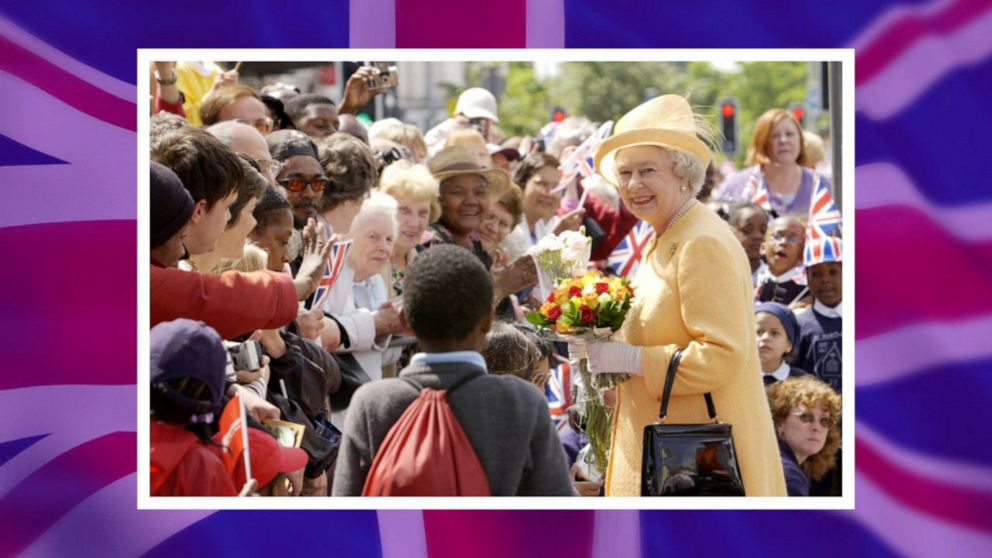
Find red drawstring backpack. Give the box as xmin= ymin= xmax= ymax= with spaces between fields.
xmin=361 ymin=374 xmax=491 ymax=496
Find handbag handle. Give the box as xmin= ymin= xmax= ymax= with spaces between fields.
xmin=657 ymin=349 xmax=719 ymax=423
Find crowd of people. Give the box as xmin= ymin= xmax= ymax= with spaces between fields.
xmin=148 ymin=61 xmax=843 ymax=498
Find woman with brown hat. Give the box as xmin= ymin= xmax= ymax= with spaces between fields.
xmin=420 ymin=145 xmax=539 ymax=306
xmin=418 ymin=145 xmax=510 ymax=268
xmin=574 ymin=95 xmax=786 ymax=496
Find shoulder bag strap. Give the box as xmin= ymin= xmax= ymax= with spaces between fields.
xmin=657 ymin=349 xmax=719 ymax=422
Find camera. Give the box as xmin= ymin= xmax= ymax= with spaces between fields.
xmin=227 ymin=340 xmax=263 ymax=371
xmin=468 ymin=117 xmax=487 ymax=135
xmin=367 ymin=64 xmax=399 ymax=89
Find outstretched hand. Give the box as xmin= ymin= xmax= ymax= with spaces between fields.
xmin=293 ymin=219 xmax=334 ymax=300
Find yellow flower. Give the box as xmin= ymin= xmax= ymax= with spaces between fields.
xmin=582 ymin=291 xmax=600 ymax=309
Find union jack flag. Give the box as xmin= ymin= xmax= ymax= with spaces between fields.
xmin=807 ymin=174 xmax=843 ymax=240
xmin=606 ymin=220 xmax=654 ymax=278
xmin=559 ymin=120 xmax=613 ymax=185
xmin=309 ymin=239 xmax=353 ymax=311
xmin=545 ymin=359 xmax=572 ymax=427
xmin=749 ymin=171 xmax=773 ymax=213
xmin=804 ymin=235 xmax=843 ymax=267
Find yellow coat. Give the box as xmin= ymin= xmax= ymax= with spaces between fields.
xmin=606 ymin=204 xmax=786 ymax=496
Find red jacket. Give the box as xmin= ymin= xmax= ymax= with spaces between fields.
xmin=150 ymin=421 xmax=236 ymax=497
xmin=151 ymin=261 xmax=299 ymax=339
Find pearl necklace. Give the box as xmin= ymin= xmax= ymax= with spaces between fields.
xmin=665 ymin=196 xmax=697 ymax=232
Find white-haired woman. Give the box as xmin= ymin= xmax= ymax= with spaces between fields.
xmin=575 ymin=95 xmax=786 ymax=496
xmin=324 ymin=191 xmax=404 ymax=427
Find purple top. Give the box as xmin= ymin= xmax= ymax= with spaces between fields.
xmin=716 ymin=165 xmax=832 ymax=217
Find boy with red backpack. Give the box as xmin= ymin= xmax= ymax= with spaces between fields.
xmin=332 ymin=245 xmax=575 ymax=496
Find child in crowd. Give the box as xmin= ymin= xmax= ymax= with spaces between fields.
xmin=481 ymin=321 xmax=550 ymax=390
xmin=796 ymin=237 xmax=843 ymax=393
xmin=755 ymin=302 xmax=809 ymax=386
xmin=223 ymin=425 xmax=309 ymax=497
xmin=150 ymin=319 xmax=236 ymax=496
xmin=727 ymin=202 xmax=769 ymax=286
xmin=756 ymin=216 xmax=809 ymax=306
xmin=333 ymin=245 xmax=575 ymax=496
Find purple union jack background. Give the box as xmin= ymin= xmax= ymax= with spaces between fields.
xmin=2 ymin=0 xmax=992 ymax=556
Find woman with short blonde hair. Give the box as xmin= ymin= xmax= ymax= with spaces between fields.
xmin=378 ymin=161 xmax=441 ymax=296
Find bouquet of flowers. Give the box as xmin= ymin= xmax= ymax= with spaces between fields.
xmin=526 ymin=231 xmax=637 ymax=473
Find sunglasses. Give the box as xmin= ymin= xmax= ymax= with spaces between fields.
xmin=794 ymin=411 xmax=834 ymax=429
xmin=278 ymin=176 xmax=329 ymax=193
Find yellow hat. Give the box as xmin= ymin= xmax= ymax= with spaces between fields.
xmin=594 ymin=95 xmax=713 ymax=186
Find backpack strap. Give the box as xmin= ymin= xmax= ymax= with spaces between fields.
xmin=401 ymin=368 xmax=485 ymax=395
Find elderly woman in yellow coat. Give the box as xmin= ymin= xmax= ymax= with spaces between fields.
xmin=581 ymin=95 xmax=786 ymax=496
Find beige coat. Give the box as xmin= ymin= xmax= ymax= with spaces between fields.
xmin=607 ymin=204 xmax=786 ymax=496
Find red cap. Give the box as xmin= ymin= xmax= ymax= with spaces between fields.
xmin=231 ymin=427 xmax=308 ymax=489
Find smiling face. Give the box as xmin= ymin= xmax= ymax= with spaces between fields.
xmin=808 ymin=261 xmax=842 ymax=307
xmin=778 ymin=402 xmax=831 ymax=464
xmin=756 ymin=311 xmax=793 ymax=372
xmin=522 ymin=165 xmax=562 ymax=222
xmin=767 ymin=118 xmax=803 ymax=165
xmin=614 ymin=145 xmax=688 ymax=228
xmin=393 ymin=196 xmax=432 ymax=253
xmin=439 ymin=174 xmax=489 ymax=237
xmin=478 ymin=202 xmax=514 ymax=252
xmin=348 ymin=211 xmax=395 ymax=282
xmin=764 ymin=217 xmax=805 ymax=274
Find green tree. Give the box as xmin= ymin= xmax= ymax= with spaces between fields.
xmin=548 ymin=62 xmax=689 ymax=123
xmin=498 ymin=62 xmax=551 ymax=137
xmin=727 ymin=62 xmax=808 ymax=164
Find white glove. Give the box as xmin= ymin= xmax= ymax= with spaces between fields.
xmin=586 ymin=340 xmax=643 ymax=376
xmin=567 ymin=341 xmax=588 ymax=361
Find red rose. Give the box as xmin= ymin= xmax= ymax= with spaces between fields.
xmin=580 ymin=305 xmax=595 ymax=323
xmin=547 ymin=293 xmax=556 ymax=303
xmin=549 ymin=306 xmax=562 ymax=320
xmin=569 ymin=286 xmax=582 ymax=297
xmin=595 ymin=282 xmax=609 ymax=294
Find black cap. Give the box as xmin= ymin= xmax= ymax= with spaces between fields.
xmin=150 ymin=161 xmax=194 ymax=248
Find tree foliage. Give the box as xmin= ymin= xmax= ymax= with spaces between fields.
xmin=490 ymin=61 xmax=810 ymax=164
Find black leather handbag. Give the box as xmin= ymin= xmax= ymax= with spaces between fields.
xmin=641 ymin=350 xmax=746 ymax=496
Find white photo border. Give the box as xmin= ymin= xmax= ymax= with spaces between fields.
xmin=137 ymin=47 xmax=856 ymax=511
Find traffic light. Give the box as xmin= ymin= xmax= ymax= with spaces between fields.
xmin=788 ymin=102 xmax=806 ymax=126
xmin=720 ymin=99 xmax=737 ymax=153
xmin=551 ymin=107 xmax=567 ymax=123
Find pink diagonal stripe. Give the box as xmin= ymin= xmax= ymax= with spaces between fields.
xmin=856 ymin=435 xmax=992 ymax=533
xmin=0 ymin=36 xmax=136 ymax=131
xmin=855 ymin=205 xmax=992 ymax=340
xmin=395 ymin=0 xmax=526 ymax=47
xmin=855 ymin=0 xmax=990 ymax=85
xmin=0 ymin=432 xmax=136 ymax=557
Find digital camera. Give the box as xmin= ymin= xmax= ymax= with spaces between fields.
xmin=227 ymin=340 xmax=263 ymax=371
xmin=368 ymin=64 xmax=399 ymax=89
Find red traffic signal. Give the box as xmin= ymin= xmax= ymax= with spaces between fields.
xmin=721 ymin=102 xmax=735 ymax=118
xmin=792 ymin=106 xmax=805 ymax=122
xmin=552 ymin=108 xmax=567 ymax=122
